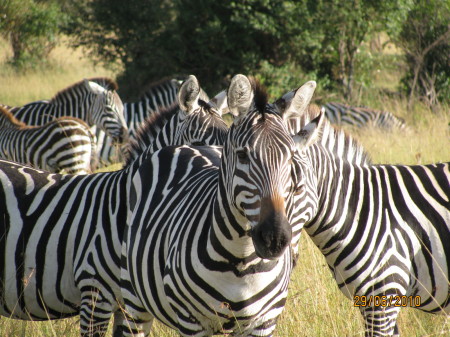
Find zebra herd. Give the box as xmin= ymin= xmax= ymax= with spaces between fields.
xmin=0 ymin=74 xmax=448 ymax=337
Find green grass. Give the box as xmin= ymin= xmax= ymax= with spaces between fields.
xmin=0 ymin=37 xmax=448 ymax=336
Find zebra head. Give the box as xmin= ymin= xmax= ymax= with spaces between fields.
xmin=175 ymin=75 xmax=228 ymax=146
xmin=222 ymin=74 xmax=303 ymax=260
xmin=84 ymin=79 xmax=128 ymax=144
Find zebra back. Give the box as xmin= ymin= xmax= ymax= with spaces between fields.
xmin=322 ymin=102 xmax=407 ymax=129
xmin=0 ymin=106 xmax=96 ymax=174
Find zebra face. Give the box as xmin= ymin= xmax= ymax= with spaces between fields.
xmin=88 ymin=81 xmax=128 ymax=144
xmin=224 ymin=109 xmax=298 ymax=260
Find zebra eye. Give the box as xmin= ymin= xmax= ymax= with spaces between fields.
xmin=236 ymin=149 xmax=249 ymax=163
xmin=294 ymin=184 xmax=304 ymax=196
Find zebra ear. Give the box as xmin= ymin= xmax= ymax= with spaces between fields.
xmin=277 ymin=81 xmax=316 ymax=121
xmin=227 ymin=74 xmax=254 ymax=124
xmin=208 ymin=90 xmax=228 ymax=116
xmin=293 ymin=111 xmax=325 ymax=150
xmin=178 ymin=75 xmax=201 ymax=114
xmin=84 ymin=79 xmax=106 ymax=95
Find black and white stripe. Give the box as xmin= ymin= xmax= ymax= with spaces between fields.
xmin=322 ymin=102 xmax=407 ymax=130
xmin=0 ymin=106 xmax=95 ymax=174
xmin=279 ymin=89 xmax=449 ymax=336
xmin=10 ymin=77 xmax=128 ymax=146
xmin=120 ymin=75 xmax=321 ymax=336
xmin=0 ymin=75 xmax=226 ymax=336
xmin=95 ymin=76 xmax=210 ymax=165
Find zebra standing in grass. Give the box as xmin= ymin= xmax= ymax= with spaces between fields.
xmin=120 ymin=75 xmax=322 ymax=336
xmin=0 ymin=106 xmax=95 ymax=174
xmin=9 ymin=77 xmax=128 ymax=147
xmin=95 ymin=76 xmax=210 ymax=165
xmin=277 ymin=90 xmax=449 ymax=336
xmin=0 ymin=75 xmax=228 ymax=336
xmin=272 ymin=86 xmax=372 ymax=262
xmin=322 ymin=102 xmax=407 ymax=130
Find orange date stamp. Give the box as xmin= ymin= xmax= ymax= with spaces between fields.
xmin=354 ymin=295 xmax=421 ymax=307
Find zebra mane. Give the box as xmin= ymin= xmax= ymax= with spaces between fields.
xmin=87 ymin=77 xmax=119 ymax=91
xmin=0 ymin=105 xmax=27 ymax=128
xmin=249 ymin=76 xmax=269 ymax=116
xmin=50 ymin=77 xmax=118 ymax=103
xmin=124 ymin=102 xmax=180 ymax=165
xmin=301 ymin=104 xmax=372 ymax=165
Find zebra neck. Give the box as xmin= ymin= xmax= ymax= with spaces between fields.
xmin=54 ymin=91 xmax=90 ymax=122
xmin=305 ymin=154 xmax=368 ymax=263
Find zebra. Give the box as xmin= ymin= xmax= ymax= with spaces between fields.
xmin=322 ymin=102 xmax=407 ymax=130
xmin=272 ymin=89 xmax=372 ymax=263
xmin=95 ymin=76 xmax=210 ymax=165
xmin=120 ymin=74 xmax=322 ymax=336
xmin=9 ymin=77 xmax=128 ymax=147
xmin=0 ymin=106 xmax=96 ymax=174
xmin=276 ymin=90 xmax=449 ymax=336
xmin=0 ymin=75 xmax=227 ymax=336
xmin=124 ymin=87 xmax=227 ymax=164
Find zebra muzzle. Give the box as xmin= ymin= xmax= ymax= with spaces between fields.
xmin=251 ymin=196 xmax=292 ymax=260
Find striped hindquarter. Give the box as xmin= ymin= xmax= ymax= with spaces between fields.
xmin=275 ymin=86 xmax=448 ymax=336
xmin=0 ymin=107 xmax=95 ymax=174
xmin=121 ymin=75 xmax=321 ymax=337
xmin=308 ymin=153 xmax=449 ymax=336
xmin=0 ymin=75 xmax=227 ymax=337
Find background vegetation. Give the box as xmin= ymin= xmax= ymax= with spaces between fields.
xmin=0 ymin=0 xmax=449 ymax=336
xmin=1 ymin=0 xmax=449 ymax=106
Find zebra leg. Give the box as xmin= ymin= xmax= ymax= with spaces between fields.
xmin=247 ymin=318 xmax=278 ymax=337
xmin=114 ymin=302 xmax=154 ymax=337
xmin=79 ymin=288 xmax=116 ymax=337
xmin=360 ymin=306 xmax=401 ymax=337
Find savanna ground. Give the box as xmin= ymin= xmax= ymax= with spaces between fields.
xmin=0 ymin=37 xmax=449 ymax=336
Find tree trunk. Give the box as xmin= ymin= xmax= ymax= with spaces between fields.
xmin=10 ymin=31 xmax=23 ymax=62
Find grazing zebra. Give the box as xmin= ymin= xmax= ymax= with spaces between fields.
xmin=120 ymin=75 xmax=321 ymax=336
xmin=95 ymin=76 xmax=210 ymax=165
xmin=322 ymin=102 xmax=407 ymax=130
xmin=277 ymin=90 xmax=449 ymax=336
xmin=9 ymin=77 xmax=128 ymax=146
xmin=0 ymin=75 xmax=227 ymax=336
xmin=0 ymin=106 xmax=95 ymax=174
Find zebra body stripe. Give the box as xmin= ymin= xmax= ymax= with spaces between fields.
xmin=322 ymin=102 xmax=407 ymax=130
xmin=10 ymin=78 xmax=128 ymax=146
xmin=0 ymin=107 xmax=95 ymax=174
xmin=0 ymin=75 xmax=227 ymax=336
xmin=122 ymin=76 xmax=320 ymax=336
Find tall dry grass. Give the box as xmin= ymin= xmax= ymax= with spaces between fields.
xmin=0 ymin=37 xmax=117 ymax=106
xmin=0 ymin=38 xmax=448 ymax=336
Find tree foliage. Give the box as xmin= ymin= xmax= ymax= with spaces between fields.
xmin=393 ymin=0 xmax=450 ymax=107
xmin=0 ymin=0 xmax=64 ymax=68
xmin=11 ymin=0 xmax=445 ymax=107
